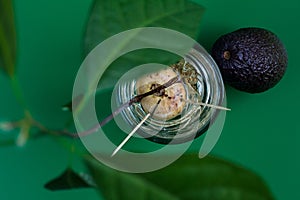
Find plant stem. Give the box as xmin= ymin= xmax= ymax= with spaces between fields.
xmin=60 ymin=76 xmax=181 ymax=139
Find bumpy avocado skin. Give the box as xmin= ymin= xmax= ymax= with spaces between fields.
xmin=211 ymin=27 xmax=288 ymax=93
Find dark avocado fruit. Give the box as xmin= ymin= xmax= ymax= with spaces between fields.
xmin=211 ymin=27 xmax=288 ymax=93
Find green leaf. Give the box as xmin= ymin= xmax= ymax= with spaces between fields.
xmin=0 ymin=0 xmax=17 ymax=77
xmin=84 ymin=0 xmax=205 ymax=90
xmin=140 ymin=155 xmax=275 ymax=200
xmin=86 ymin=154 xmax=274 ymax=200
xmin=86 ymin=158 xmax=179 ymax=200
xmin=44 ymin=168 xmax=95 ymax=191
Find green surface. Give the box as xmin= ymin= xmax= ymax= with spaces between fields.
xmin=0 ymin=0 xmax=299 ymax=199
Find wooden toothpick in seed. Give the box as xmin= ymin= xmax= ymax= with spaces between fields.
xmin=111 ymin=99 xmax=161 ymax=157
xmin=183 ymin=99 xmax=231 ymax=111
xmin=111 ymin=113 xmax=151 ymax=157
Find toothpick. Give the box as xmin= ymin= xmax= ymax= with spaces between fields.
xmin=111 ymin=100 xmax=161 ymax=157
xmin=111 ymin=113 xmax=151 ymax=157
xmin=184 ymin=99 xmax=231 ymax=111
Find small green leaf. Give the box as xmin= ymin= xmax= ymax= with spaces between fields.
xmin=86 ymin=154 xmax=274 ymax=200
xmin=0 ymin=0 xmax=17 ymax=77
xmin=84 ymin=0 xmax=205 ymax=90
xmin=44 ymin=168 xmax=95 ymax=191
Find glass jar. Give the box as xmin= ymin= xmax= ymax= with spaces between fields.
xmin=112 ymin=44 xmax=225 ymax=144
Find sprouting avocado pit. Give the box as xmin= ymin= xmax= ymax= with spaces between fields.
xmin=136 ymin=68 xmax=186 ymax=121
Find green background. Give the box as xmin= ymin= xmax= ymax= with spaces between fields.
xmin=0 ymin=0 xmax=299 ymax=199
